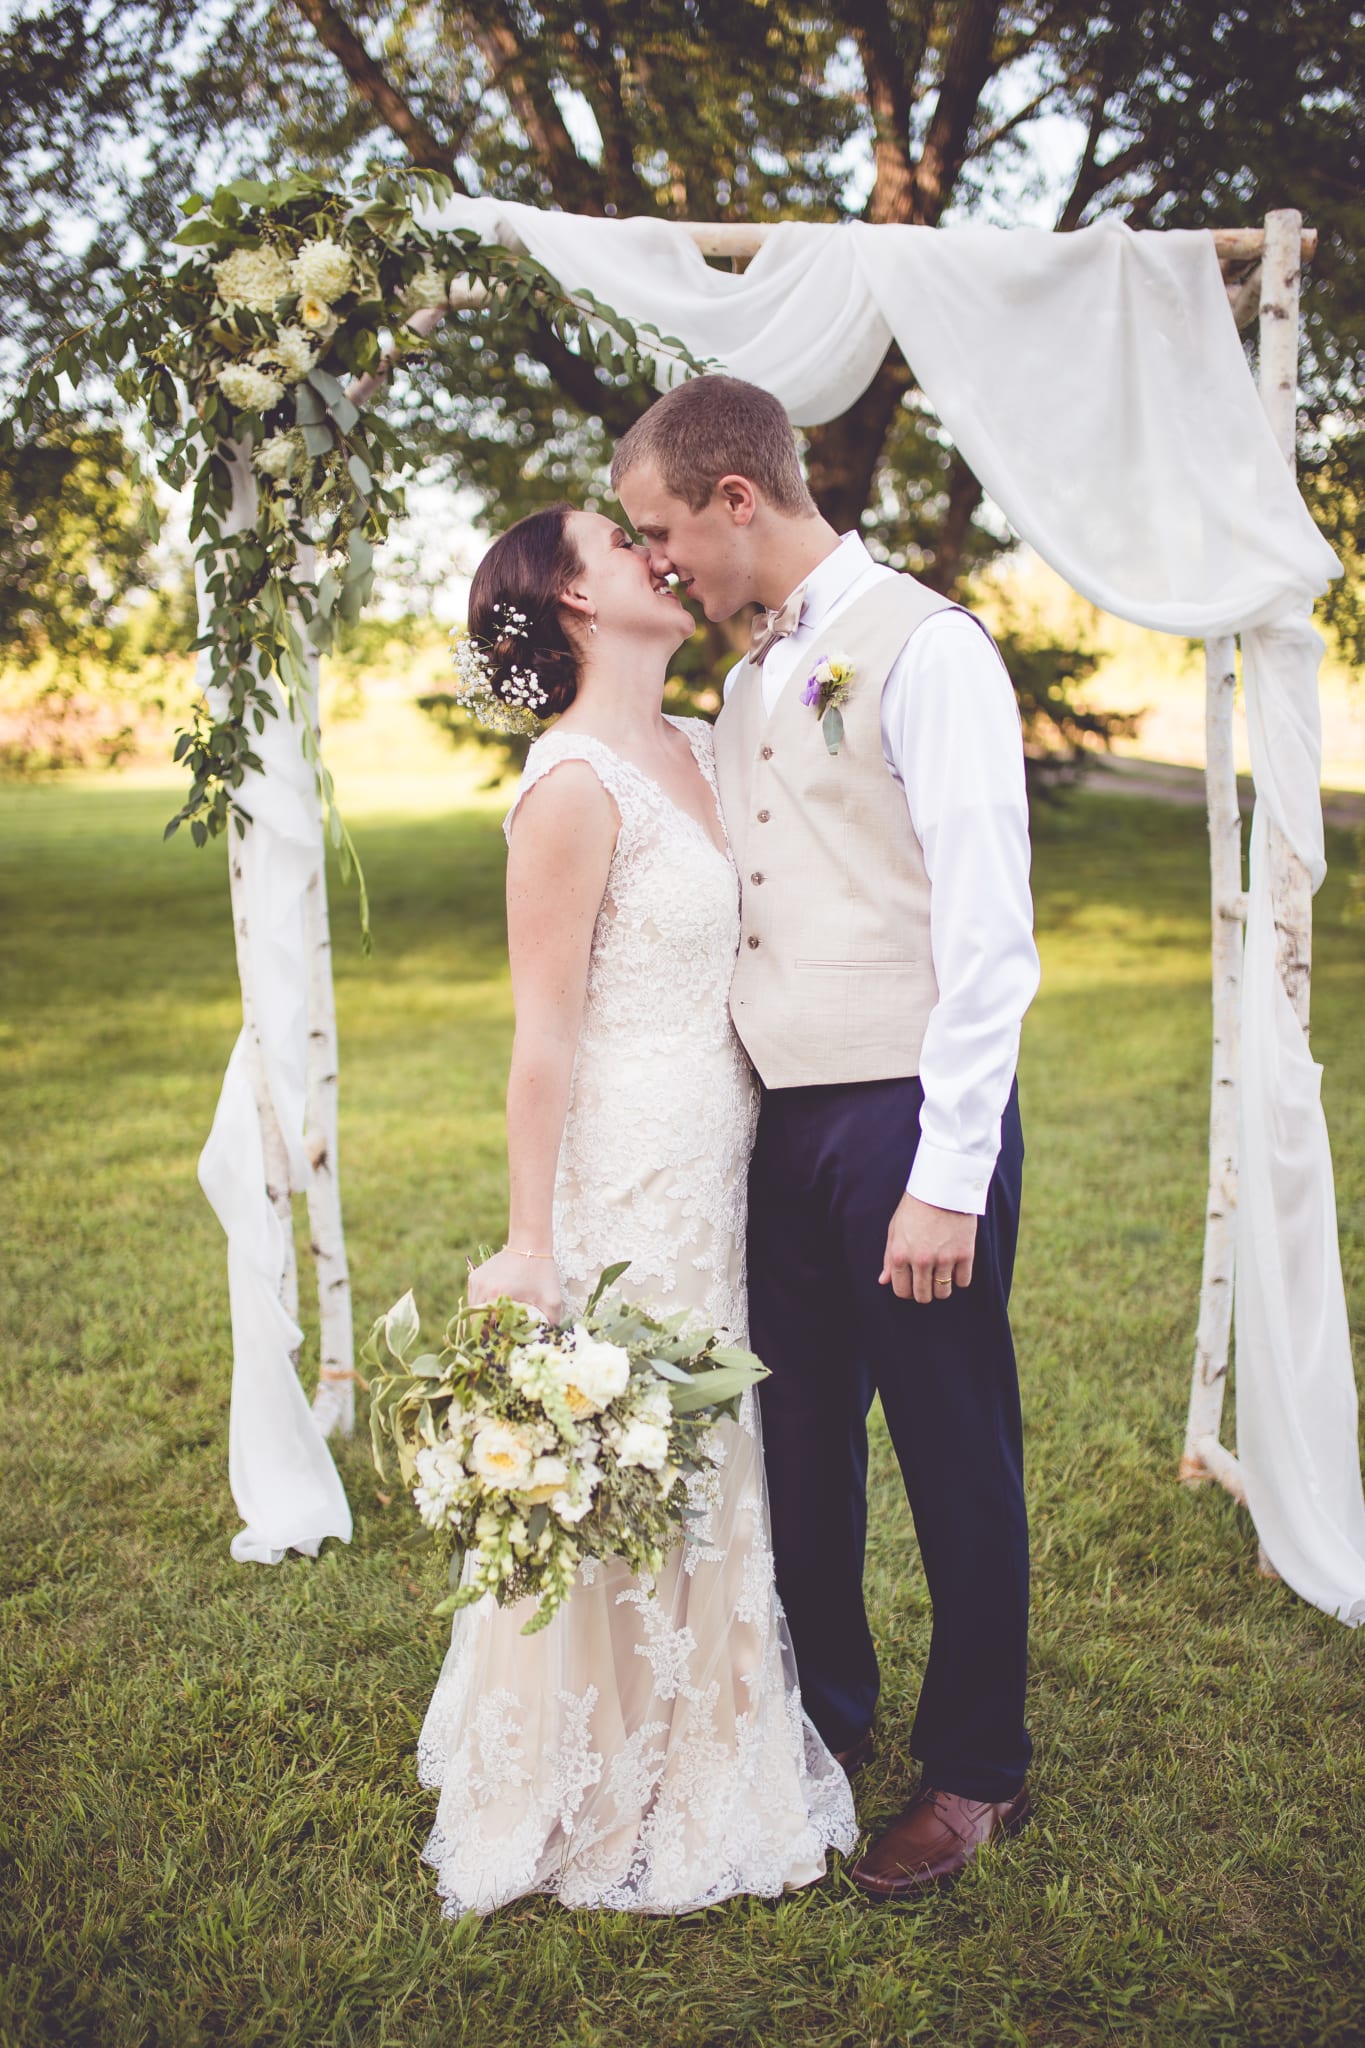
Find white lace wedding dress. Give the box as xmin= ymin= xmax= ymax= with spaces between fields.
xmin=416 ymin=715 xmax=857 ymax=1916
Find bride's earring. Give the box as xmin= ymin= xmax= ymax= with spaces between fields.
xmin=588 ymin=616 xmax=598 ymax=635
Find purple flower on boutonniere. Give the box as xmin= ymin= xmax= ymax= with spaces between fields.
xmin=802 ymin=652 xmax=855 ymax=755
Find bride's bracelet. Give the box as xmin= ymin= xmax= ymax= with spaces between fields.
xmin=504 ymin=1245 xmax=556 ymax=1261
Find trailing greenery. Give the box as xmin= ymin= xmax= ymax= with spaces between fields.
xmin=1 ymin=777 xmax=1362 ymax=2046
xmin=2 ymin=165 xmax=703 ymax=932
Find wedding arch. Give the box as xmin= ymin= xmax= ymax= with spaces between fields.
xmin=21 ymin=177 xmax=1362 ymax=1618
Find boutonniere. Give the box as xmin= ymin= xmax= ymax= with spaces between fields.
xmin=800 ymin=652 xmax=855 ymax=756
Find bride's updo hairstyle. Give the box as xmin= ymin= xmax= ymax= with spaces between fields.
xmin=465 ymin=502 xmax=585 ymax=721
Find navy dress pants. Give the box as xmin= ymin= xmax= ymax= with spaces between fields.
xmin=748 ymin=1074 xmax=1031 ymax=1802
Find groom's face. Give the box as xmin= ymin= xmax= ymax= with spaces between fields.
xmin=616 ymin=461 xmax=756 ymax=624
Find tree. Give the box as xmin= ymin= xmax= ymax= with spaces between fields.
xmin=3 ymin=1 xmax=1362 ymax=738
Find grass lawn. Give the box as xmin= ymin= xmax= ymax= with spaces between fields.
xmin=1 ymin=775 xmax=1363 ymax=2048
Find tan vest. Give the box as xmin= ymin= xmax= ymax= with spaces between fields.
xmin=713 ymin=574 xmax=970 ymax=1089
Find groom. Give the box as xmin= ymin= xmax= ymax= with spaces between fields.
xmin=614 ymin=374 xmax=1039 ymax=1897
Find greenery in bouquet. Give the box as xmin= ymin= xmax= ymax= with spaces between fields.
xmin=364 ymin=1263 xmax=768 ymax=1634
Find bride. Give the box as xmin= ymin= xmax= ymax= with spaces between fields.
xmin=416 ymin=501 xmax=857 ymax=1915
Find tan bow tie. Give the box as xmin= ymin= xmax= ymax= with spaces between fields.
xmin=748 ymin=585 xmax=807 ymax=665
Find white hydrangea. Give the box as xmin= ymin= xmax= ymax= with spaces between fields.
xmin=560 ymin=1327 xmax=632 ymax=1417
xmin=213 ymin=244 xmax=292 ymax=312
xmin=265 ymin=325 xmax=317 ymax=383
xmin=405 ymin=259 xmax=450 ymax=311
xmin=468 ymin=1418 xmax=538 ymax=1491
xmin=253 ymin=431 xmax=297 ymax=480
xmin=291 ymin=236 xmax=353 ymax=301
xmin=216 ymin=361 xmax=286 ymax=413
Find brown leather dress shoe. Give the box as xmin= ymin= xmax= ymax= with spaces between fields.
xmin=850 ymin=1782 xmax=1032 ymax=1897
xmin=833 ymin=1730 xmax=875 ymax=1778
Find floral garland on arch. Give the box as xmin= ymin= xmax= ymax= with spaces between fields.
xmin=4 ymin=167 xmax=705 ymax=939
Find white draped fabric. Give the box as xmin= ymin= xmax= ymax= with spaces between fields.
xmin=196 ymin=445 xmax=352 ymax=1563
xmin=403 ymin=197 xmax=1359 ymax=1623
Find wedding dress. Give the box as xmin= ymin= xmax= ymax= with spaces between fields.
xmin=417 ymin=715 xmax=857 ymax=1915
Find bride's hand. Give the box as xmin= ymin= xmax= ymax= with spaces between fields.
xmin=466 ymin=1247 xmax=563 ymax=1325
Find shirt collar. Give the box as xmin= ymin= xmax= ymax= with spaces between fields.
xmin=785 ymin=532 xmax=873 ymax=634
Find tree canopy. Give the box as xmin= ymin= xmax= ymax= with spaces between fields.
xmin=3 ymin=1 xmax=1363 ymax=688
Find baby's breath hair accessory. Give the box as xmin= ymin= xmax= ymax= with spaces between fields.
xmin=449 ymin=622 xmax=550 ymax=737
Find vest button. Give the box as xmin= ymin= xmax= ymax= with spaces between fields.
xmin=750 ymin=871 xmax=764 ymax=885
xmin=760 ymin=745 xmax=773 ymax=760
xmin=747 ymin=935 xmax=760 ymax=949
xmin=756 ymin=809 xmax=771 ymax=823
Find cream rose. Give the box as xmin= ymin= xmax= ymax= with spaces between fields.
xmin=468 ymin=1418 xmax=537 ymax=1491
xmin=558 ymin=1328 xmax=631 ymax=1418
xmin=520 ymin=1454 xmax=570 ymax=1505
xmin=297 ymin=292 xmax=334 ymax=334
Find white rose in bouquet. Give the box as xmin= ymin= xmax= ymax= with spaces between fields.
xmin=521 ymin=1454 xmax=570 ymax=1505
xmin=613 ymin=1417 xmax=671 ymax=1472
xmin=559 ymin=1327 xmax=632 ymax=1417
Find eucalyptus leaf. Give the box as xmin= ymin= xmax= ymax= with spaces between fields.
xmin=666 ymin=1364 xmax=768 ymax=1415
xmin=822 ymin=704 xmax=844 ymax=756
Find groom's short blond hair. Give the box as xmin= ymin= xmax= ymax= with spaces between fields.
xmin=611 ymin=374 xmax=817 ymax=517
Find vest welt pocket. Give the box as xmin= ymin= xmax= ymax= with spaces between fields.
xmin=795 ymin=957 xmax=918 ymax=971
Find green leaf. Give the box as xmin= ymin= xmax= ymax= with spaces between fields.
xmin=347 ymin=453 xmax=372 ymax=495
xmin=294 ymin=383 xmax=325 ymax=426
xmin=172 ymin=220 xmax=229 ymax=247
xmin=584 ymin=1261 xmax=631 ymax=1315
xmin=384 ymin=1290 xmax=420 ymax=1361
xmin=301 ymin=422 xmax=333 ymax=458
xmin=821 ymin=704 xmax=844 ymax=756
xmin=666 ymin=1363 xmax=768 ymax=1415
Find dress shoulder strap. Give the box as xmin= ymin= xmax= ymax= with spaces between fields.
xmin=503 ymin=730 xmax=646 ymax=847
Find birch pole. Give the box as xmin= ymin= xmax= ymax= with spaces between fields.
xmin=226 ymin=830 xmax=301 ymax=1341
xmin=294 ymin=577 xmax=356 ymax=1440
xmin=1179 ymin=210 xmax=1308 ymax=1585
xmin=304 ymin=845 xmax=356 ymax=1437
xmin=1258 ymin=209 xmax=1314 ymax=1037
xmin=1180 ymin=635 xmax=1245 ymax=1485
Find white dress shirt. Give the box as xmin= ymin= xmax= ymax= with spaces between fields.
xmin=723 ymin=533 xmax=1040 ymax=1215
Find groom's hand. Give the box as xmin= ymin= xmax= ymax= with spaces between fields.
xmin=880 ymin=1193 xmax=976 ymax=1304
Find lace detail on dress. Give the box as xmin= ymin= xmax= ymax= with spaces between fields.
xmin=417 ymin=716 xmax=856 ymax=1916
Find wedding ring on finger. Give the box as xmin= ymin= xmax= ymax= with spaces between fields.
xmin=933 ymin=1272 xmax=953 ymax=1294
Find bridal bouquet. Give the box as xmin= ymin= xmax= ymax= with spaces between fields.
xmin=364 ymin=1263 xmax=768 ymax=1634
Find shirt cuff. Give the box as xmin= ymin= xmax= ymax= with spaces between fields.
xmin=907 ymin=1137 xmax=998 ymax=1217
